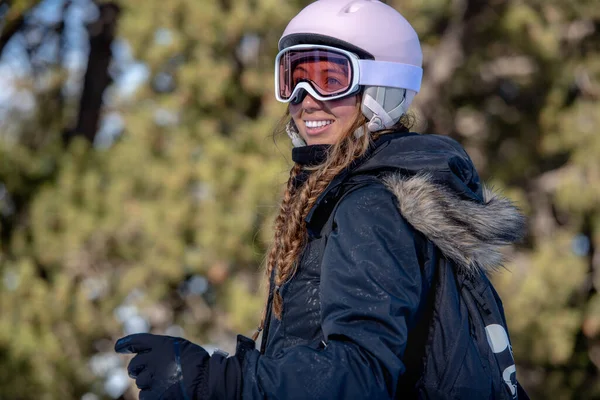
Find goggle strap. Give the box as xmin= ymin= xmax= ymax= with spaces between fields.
xmin=358 ymin=60 xmax=423 ymax=93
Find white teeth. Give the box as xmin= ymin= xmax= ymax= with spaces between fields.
xmin=305 ymin=120 xmax=333 ymax=128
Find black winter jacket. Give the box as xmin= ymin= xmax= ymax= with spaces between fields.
xmin=241 ymin=132 xmax=525 ymax=399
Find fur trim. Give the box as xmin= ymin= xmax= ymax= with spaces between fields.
xmin=382 ymin=172 xmax=526 ymax=274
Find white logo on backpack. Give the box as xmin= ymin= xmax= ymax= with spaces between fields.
xmin=485 ymin=324 xmax=517 ymax=398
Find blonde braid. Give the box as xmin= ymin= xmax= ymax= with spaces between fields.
xmin=252 ymin=163 xmax=302 ymax=341
xmin=271 ymin=172 xmax=317 ymax=315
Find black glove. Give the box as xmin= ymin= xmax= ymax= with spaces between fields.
xmin=115 ymin=333 xmax=209 ymax=400
xmin=115 ymin=333 xmax=255 ymax=400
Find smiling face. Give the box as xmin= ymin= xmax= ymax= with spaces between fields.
xmin=289 ymin=92 xmax=359 ymax=146
xmin=287 ymin=58 xmax=359 ymax=146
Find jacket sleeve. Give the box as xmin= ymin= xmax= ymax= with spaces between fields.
xmin=242 ymin=184 xmax=425 ymax=400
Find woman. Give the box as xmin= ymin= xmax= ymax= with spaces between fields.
xmin=116 ymin=1 xmax=528 ymax=398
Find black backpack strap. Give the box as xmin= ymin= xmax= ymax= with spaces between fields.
xmin=395 ymin=256 xmax=439 ymax=396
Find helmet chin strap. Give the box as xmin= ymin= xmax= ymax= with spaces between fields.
xmin=286 ymin=120 xmax=307 ymax=147
xmin=362 ymin=93 xmax=396 ymax=132
xmin=353 ymin=125 xmax=367 ymax=139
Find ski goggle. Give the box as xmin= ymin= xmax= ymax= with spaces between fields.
xmin=274 ymin=44 xmax=423 ymax=104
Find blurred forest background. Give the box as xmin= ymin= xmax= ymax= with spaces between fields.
xmin=0 ymin=0 xmax=598 ymax=398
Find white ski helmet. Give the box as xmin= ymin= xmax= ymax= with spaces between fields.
xmin=278 ymin=0 xmax=423 ymax=135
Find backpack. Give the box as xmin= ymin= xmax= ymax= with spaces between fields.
xmin=401 ymin=255 xmax=530 ymax=399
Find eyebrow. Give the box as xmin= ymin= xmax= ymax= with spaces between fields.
xmin=293 ymin=65 xmax=348 ymax=75
xmin=323 ymin=68 xmax=347 ymax=74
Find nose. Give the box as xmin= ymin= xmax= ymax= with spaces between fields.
xmin=301 ymin=92 xmax=323 ymax=112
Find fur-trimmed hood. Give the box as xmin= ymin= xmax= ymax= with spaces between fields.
xmin=307 ymin=132 xmax=526 ymax=274
xmin=383 ymin=172 xmax=526 ymax=274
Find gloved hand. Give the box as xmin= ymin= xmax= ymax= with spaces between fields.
xmin=115 ymin=333 xmax=209 ymax=400
xmin=115 ymin=333 xmax=255 ymax=400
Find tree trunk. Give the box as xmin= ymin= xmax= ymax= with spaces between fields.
xmin=64 ymin=2 xmax=120 ymax=144
xmin=0 ymin=13 xmax=25 ymax=55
